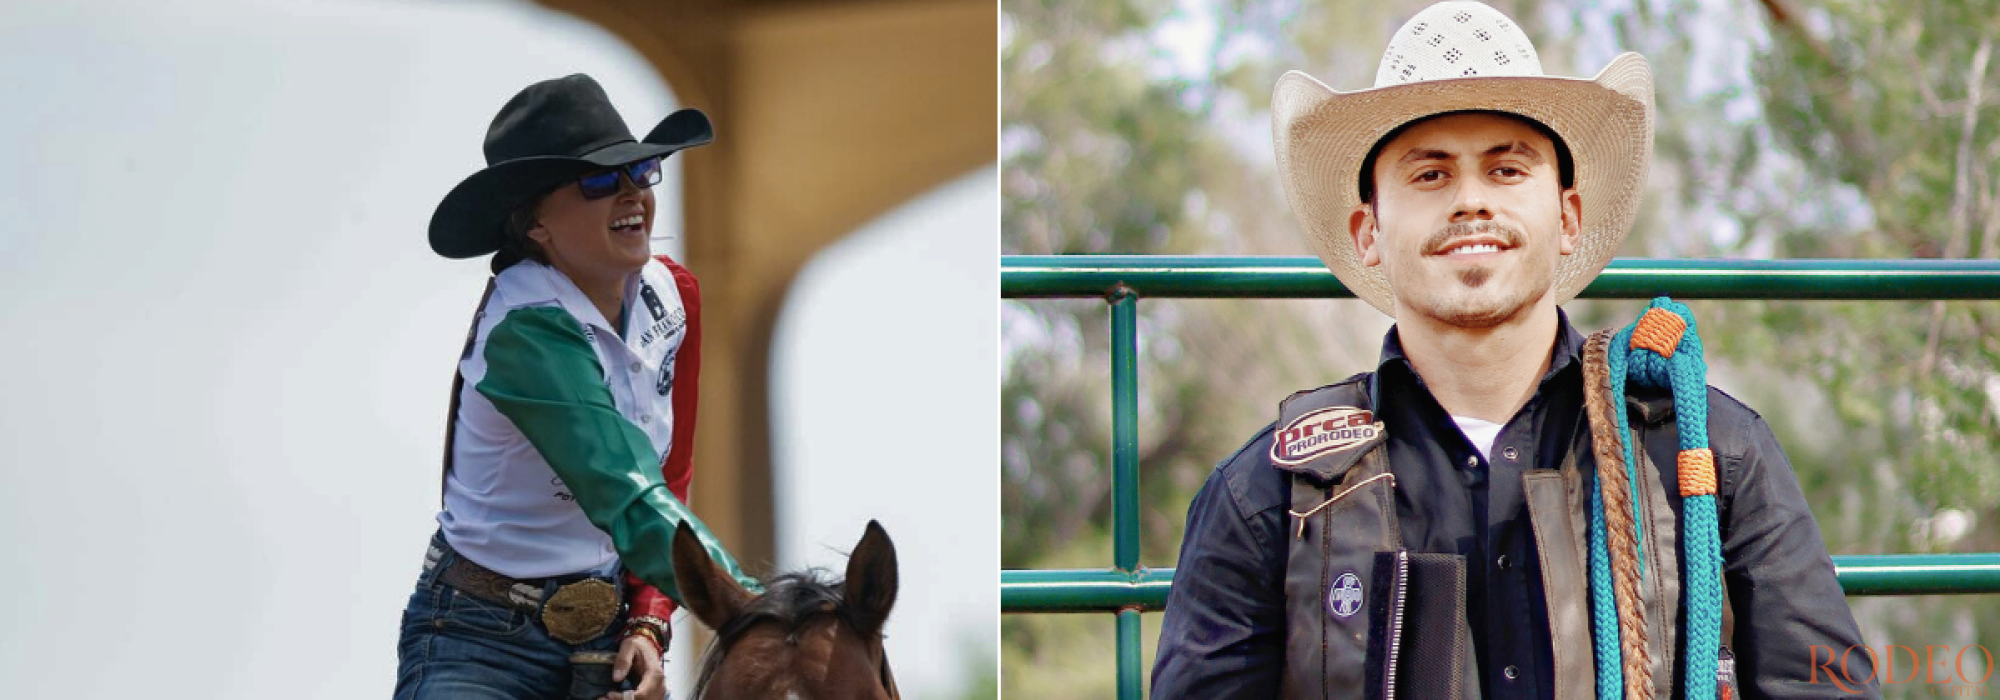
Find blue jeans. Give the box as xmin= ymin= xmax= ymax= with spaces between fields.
xmin=394 ymin=534 xmax=630 ymax=700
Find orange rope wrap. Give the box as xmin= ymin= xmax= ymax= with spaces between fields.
xmin=1678 ymin=448 xmax=1717 ymax=497
xmin=1630 ymin=308 xmax=1688 ymax=359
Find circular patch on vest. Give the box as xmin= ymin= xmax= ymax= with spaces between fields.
xmin=1327 ymin=572 xmax=1364 ymax=619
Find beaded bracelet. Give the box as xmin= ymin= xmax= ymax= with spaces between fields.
xmin=623 ymin=626 xmax=661 ymax=653
xmin=623 ymin=615 xmax=670 ymax=652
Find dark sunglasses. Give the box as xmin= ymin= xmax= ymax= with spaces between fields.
xmin=577 ymin=157 xmax=663 ymax=200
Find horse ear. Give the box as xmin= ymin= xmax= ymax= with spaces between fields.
xmin=673 ymin=521 xmax=752 ymax=630
xmin=843 ymin=520 xmax=898 ymax=636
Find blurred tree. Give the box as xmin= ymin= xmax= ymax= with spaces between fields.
xmin=1744 ymin=0 xmax=2000 ymax=512
xmin=1656 ymin=1 xmax=2000 ymax=686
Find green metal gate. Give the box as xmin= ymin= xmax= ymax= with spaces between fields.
xmin=1000 ymin=254 xmax=2000 ymax=699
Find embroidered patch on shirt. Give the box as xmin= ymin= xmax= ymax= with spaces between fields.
xmin=636 ymin=308 xmax=686 ymax=350
xmin=1328 ymin=571 xmax=1364 ymax=618
xmin=1271 ymin=406 xmax=1385 ymax=465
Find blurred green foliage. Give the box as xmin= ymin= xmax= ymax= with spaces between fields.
xmin=1002 ymin=0 xmax=2000 ymax=696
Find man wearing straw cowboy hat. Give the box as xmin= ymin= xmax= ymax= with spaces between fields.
xmin=1153 ymin=3 xmax=1875 ymax=698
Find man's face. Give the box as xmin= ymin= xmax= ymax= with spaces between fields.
xmin=1350 ymin=112 xmax=1581 ymax=328
xmin=529 ymin=164 xmax=657 ymax=281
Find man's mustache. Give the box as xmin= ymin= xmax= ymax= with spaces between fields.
xmin=1422 ymin=221 xmax=1525 ymax=255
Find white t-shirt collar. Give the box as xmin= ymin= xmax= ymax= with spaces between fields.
xmin=1450 ymin=414 xmax=1503 ymax=463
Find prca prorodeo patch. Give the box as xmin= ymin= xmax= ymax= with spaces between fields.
xmin=1270 ymin=406 xmax=1385 ymax=466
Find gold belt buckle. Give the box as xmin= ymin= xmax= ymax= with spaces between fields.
xmin=541 ymin=578 xmax=620 ymax=645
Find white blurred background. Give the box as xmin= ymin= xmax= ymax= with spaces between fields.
xmin=0 ymin=0 xmax=998 ymax=697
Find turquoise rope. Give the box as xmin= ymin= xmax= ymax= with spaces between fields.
xmin=1585 ymin=468 xmax=1623 ymax=699
xmin=1587 ymin=325 xmax=1638 ymax=699
xmin=1587 ymin=297 xmax=1724 ymax=700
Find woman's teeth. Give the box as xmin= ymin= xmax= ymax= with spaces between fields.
xmin=611 ymin=214 xmax=644 ymax=231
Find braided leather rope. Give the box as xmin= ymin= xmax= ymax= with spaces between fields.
xmin=1583 ymin=329 xmax=1652 ymax=699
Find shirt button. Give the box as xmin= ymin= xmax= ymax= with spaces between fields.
xmin=629 ymin=361 xmax=643 ymax=373
xmin=639 ymin=414 xmax=651 ymax=424
xmin=1466 ymin=455 xmax=1478 ymax=468
xmin=1503 ymin=665 xmax=1519 ymax=680
xmin=1498 ymin=554 xmax=1512 ymax=570
xmin=1502 ymin=446 xmax=1519 ymax=461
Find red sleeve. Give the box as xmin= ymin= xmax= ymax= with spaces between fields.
xmin=658 ymin=255 xmax=701 ymax=501
xmin=625 ymin=255 xmax=705 ymax=621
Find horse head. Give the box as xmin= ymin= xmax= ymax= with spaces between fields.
xmin=674 ymin=520 xmax=899 ymax=700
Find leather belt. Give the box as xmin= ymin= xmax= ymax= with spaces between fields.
xmin=425 ymin=542 xmax=548 ymax=612
xmin=424 ymin=543 xmax=624 ymax=644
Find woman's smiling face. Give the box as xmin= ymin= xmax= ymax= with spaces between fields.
xmin=529 ymin=160 xmax=658 ymax=283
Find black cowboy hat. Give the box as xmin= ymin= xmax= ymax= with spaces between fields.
xmin=429 ymin=73 xmax=713 ymax=260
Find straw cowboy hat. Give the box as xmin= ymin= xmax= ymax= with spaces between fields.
xmin=1271 ymin=1 xmax=1655 ymax=316
xmin=430 ymin=73 xmax=714 ymax=263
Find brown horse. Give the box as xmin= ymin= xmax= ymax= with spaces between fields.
xmin=671 ymin=521 xmax=900 ymax=700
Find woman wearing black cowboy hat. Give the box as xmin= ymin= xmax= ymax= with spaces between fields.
xmin=396 ymin=74 xmax=759 ymax=700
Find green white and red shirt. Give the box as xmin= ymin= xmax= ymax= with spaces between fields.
xmin=436 ymin=254 xmax=739 ymax=618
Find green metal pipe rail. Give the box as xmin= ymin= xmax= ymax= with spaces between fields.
xmin=1001 ymin=255 xmax=2000 ymax=699
xmin=1001 ymin=554 xmax=2000 ymax=613
xmin=1004 ymin=255 xmax=2000 ymax=299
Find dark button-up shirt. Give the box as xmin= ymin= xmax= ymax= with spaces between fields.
xmin=1151 ymin=311 xmax=1877 ymax=699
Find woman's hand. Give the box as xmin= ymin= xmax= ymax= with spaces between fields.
xmin=605 ymin=633 xmax=666 ymax=700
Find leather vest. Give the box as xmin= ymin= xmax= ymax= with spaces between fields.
xmin=1277 ymin=376 xmax=1728 ymax=699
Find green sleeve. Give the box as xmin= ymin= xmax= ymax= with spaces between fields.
xmin=475 ymin=306 xmax=763 ymax=597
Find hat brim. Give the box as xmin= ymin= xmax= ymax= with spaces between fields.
xmin=1272 ymin=53 xmax=1654 ymax=316
xmin=429 ymin=108 xmax=716 ymax=260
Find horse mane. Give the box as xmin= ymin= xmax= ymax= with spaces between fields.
xmin=690 ymin=568 xmax=869 ymax=699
